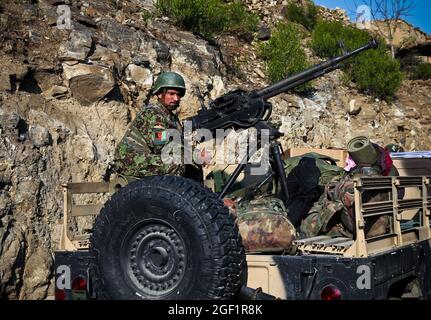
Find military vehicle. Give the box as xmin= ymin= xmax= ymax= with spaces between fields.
xmin=54 ymin=40 xmax=431 ymax=300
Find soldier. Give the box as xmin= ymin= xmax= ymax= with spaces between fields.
xmin=300 ymin=139 xmax=399 ymax=239
xmin=111 ymin=71 xmax=187 ymax=182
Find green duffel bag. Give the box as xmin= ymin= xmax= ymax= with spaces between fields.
xmin=231 ymin=196 xmax=298 ymax=253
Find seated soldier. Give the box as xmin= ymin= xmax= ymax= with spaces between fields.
xmin=111 ymin=71 xmax=187 ymax=182
xmin=300 ymin=136 xmax=400 ymax=239
xmin=110 ymin=71 xmax=208 ymax=183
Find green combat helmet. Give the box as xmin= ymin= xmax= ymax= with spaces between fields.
xmin=385 ymin=143 xmax=404 ymax=153
xmin=152 ymin=71 xmax=186 ymax=97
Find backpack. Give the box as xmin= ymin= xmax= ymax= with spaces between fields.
xmin=233 ymin=196 xmax=298 ymax=252
xmin=284 ymin=152 xmax=345 ymax=187
xmin=280 ymin=153 xmax=345 ymax=227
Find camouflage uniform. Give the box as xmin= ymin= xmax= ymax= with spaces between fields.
xmin=228 ymin=196 xmax=298 ymax=252
xmin=112 ymin=103 xmax=185 ymax=180
xmin=300 ymin=143 xmax=399 ymax=239
xmin=300 ymin=175 xmax=355 ymax=238
xmin=300 ymin=173 xmax=390 ymax=238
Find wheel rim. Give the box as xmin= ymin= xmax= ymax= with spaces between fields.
xmin=121 ymin=220 xmax=187 ymax=297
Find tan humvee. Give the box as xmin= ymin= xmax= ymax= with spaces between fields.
xmin=56 ymin=149 xmax=431 ymax=300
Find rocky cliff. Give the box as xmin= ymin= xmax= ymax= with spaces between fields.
xmin=0 ymin=0 xmax=430 ymax=299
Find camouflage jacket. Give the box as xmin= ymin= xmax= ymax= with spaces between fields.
xmin=300 ymin=173 xmax=390 ymax=239
xmin=113 ymin=103 xmax=185 ymax=179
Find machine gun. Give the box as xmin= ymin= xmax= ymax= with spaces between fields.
xmin=186 ymin=39 xmax=379 ymax=202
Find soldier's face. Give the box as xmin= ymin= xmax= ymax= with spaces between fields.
xmin=158 ymin=89 xmax=182 ymax=111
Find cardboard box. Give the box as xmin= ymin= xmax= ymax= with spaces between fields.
xmin=284 ymin=148 xmax=347 ymax=166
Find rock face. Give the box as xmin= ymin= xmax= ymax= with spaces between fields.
xmin=368 ymin=19 xmax=431 ymax=49
xmin=0 ymin=72 xmax=11 ymax=91
xmin=0 ymin=0 xmax=430 ymax=300
xmin=317 ymin=6 xmax=350 ymax=24
xmin=0 ymin=0 xmax=224 ymax=300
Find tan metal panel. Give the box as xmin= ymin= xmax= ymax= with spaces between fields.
xmin=246 ymin=255 xmax=287 ymax=299
xmin=392 ymin=158 xmax=431 ymax=176
xmin=401 ymin=230 xmax=419 ymax=244
xmin=367 ymin=237 xmax=397 ymax=255
xmin=72 ymin=204 xmax=104 ymax=216
xmin=67 ymin=182 xmax=110 ymax=194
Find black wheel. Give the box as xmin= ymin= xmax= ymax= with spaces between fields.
xmin=90 ymin=176 xmax=245 ymax=300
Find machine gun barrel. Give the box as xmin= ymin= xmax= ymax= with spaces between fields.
xmin=187 ymin=39 xmax=378 ymax=132
xmin=254 ymin=39 xmax=378 ymax=100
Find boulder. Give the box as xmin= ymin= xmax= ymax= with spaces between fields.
xmin=132 ymin=55 xmax=151 ymax=68
xmin=42 ymin=85 xmax=68 ymax=97
xmin=29 ymin=125 xmax=51 ymax=147
xmin=348 ymin=99 xmax=361 ymax=116
xmin=97 ymin=18 xmax=141 ymax=52
xmin=88 ymin=45 xmax=121 ymax=69
xmin=20 ymin=245 xmax=53 ymax=300
xmin=63 ymin=63 xmax=115 ymax=105
xmin=0 ymin=109 xmax=20 ymax=130
xmin=257 ymin=25 xmax=271 ymax=41
xmin=0 ymin=13 xmax=8 ymax=33
xmin=33 ymin=71 xmax=62 ymax=92
xmin=58 ymin=30 xmax=93 ymax=61
xmin=0 ymin=227 xmax=25 ymax=299
xmin=71 ymin=135 xmax=95 ymax=161
xmin=125 ymin=64 xmax=152 ymax=89
xmin=11 ymin=64 xmax=28 ymax=82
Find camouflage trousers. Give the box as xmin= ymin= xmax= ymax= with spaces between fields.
xmin=300 ymin=175 xmax=390 ymax=238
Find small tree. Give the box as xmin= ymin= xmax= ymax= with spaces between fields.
xmin=350 ymin=48 xmax=403 ymax=98
xmin=354 ymin=0 xmax=415 ymax=58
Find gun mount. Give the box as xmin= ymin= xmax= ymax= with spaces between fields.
xmin=186 ymin=39 xmax=379 ymax=201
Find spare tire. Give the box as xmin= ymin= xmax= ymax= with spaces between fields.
xmin=90 ymin=176 xmax=245 ymax=300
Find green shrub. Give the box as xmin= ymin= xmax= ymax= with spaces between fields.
xmin=155 ymin=0 xmax=258 ymax=39
xmin=310 ymin=20 xmax=402 ymax=98
xmin=284 ymin=1 xmax=318 ymax=31
xmin=399 ymin=55 xmax=420 ymax=73
xmin=225 ymin=1 xmax=259 ymax=34
xmin=410 ymin=63 xmax=431 ymax=80
xmin=156 ymin=0 xmax=222 ymax=37
xmin=350 ymin=50 xmax=403 ymax=98
xmin=259 ymin=23 xmax=310 ymax=93
xmin=141 ymin=9 xmax=154 ymax=23
xmin=310 ymin=20 xmax=370 ymax=57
